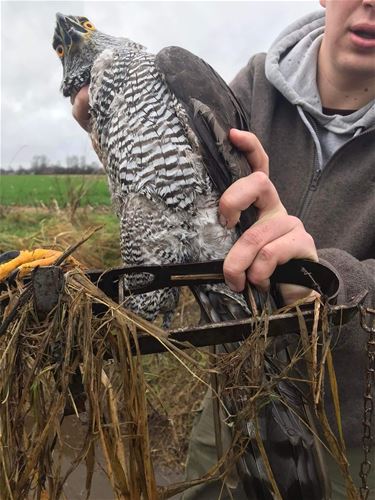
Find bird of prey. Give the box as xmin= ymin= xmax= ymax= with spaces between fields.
xmin=52 ymin=14 xmax=328 ymax=499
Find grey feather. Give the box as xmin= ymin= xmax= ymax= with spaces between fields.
xmin=53 ymin=15 xmax=329 ymax=499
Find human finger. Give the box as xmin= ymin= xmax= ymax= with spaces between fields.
xmin=245 ymin=227 xmax=318 ymax=291
xmin=229 ymin=129 xmax=269 ymax=175
xmin=219 ymin=171 xmax=285 ymax=228
xmin=72 ymin=85 xmax=91 ymax=132
xmin=223 ymin=215 xmax=309 ymax=291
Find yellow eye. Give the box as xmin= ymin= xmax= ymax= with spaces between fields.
xmin=56 ymin=45 xmax=64 ymax=58
xmin=83 ymin=21 xmax=95 ymax=31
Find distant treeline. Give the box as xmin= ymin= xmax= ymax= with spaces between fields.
xmin=1 ymin=154 xmax=103 ymax=175
xmin=1 ymin=165 xmax=104 ymax=175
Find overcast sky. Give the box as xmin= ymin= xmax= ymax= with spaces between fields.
xmin=1 ymin=0 xmax=321 ymax=169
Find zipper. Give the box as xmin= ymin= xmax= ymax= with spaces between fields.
xmin=296 ymin=113 xmax=322 ymax=221
xmin=298 ymin=167 xmax=322 ymax=221
xmin=296 ymin=124 xmax=375 ymax=222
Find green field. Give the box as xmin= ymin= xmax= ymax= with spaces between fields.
xmin=0 ymin=174 xmax=111 ymax=206
xmin=0 ymin=176 xmax=204 ymax=478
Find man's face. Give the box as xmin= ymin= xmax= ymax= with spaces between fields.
xmin=320 ymin=0 xmax=375 ymax=79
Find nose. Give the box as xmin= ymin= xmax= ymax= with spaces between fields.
xmin=363 ymin=0 xmax=375 ymax=7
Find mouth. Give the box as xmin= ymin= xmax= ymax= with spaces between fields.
xmin=351 ymin=29 xmax=375 ymax=39
xmin=350 ymin=24 xmax=375 ymax=47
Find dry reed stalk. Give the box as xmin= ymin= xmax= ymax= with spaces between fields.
xmin=253 ymin=416 xmax=282 ymax=500
xmin=311 ymin=298 xmax=320 ymax=400
xmin=297 ymin=302 xmax=360 ymax=499
xmin=213 ymin=295 xmax=360 ymax=500
xmin=0 ymin=265 xmax=212 ymax=499
xmin=0 ymin=250 xmax=359 ymax=499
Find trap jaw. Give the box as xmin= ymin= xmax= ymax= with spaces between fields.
xmin=28 ymin=259 xmax=365 ymax=354
xmin=5 ymin=259 xmax=370 ymax=497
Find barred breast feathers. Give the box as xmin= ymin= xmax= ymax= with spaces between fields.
xmin=89 ymin=46 xmax=237 ymax=261
xmin=89 ymin=49 xmax=209 ymax=201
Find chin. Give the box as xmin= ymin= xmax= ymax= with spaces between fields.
xmin=337 ymin=52 xmax=375 ymax=81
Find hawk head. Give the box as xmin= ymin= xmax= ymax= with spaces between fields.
xmin=53 ymin=13 xmax=145 ymax=101
xmin=52 ymin=14 xmax=102 ymax=99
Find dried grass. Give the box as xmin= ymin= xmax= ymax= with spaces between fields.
xmin=0 ymin=266 xmax=212 ymax=499
xmin=0 ymin=206 xmax=121 ymax=269
xmin=0 ymin=230 xmax=360 ymax=498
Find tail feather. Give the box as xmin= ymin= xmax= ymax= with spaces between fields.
xmin=195 ymin=284 xmax=328 ymax=500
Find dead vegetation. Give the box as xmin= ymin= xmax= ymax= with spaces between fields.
xmin=0 ymin=208 xmax=360 ymax=499
xmin=0 ymin=208 xmax=208 ymax=498
xmin=0 ymin=266 xmax=210 ymax=499
xmin=0 ymin=206 xmax=121 ymax=269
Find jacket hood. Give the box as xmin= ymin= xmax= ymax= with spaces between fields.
xmin=265 ymin=11 xmax=375 ymax=134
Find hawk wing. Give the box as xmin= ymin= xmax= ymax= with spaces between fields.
xmin=155 ymin=46 xmax=256 ymax=231
xmin=156 ymin=46 xmax=328 ymax=500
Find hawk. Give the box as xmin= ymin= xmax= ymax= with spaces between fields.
xmin=53 ymin=14 xmax=328 ymax=499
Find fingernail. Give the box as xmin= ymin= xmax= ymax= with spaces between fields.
xmin=219 ymin=214 xmax=227 ymax=227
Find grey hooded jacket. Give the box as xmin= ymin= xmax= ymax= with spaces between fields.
xmin=231 ymin=51 xmax=375 ymax=447
xmin=264 ymin=10 xmax=375 ymax=168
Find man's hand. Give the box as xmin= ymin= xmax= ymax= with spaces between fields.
xmin=72 ymin=85 xmax=91 ymax=132
xmin=221 ymin=129 xmax=318 ymax=304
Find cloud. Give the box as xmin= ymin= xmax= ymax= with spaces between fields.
xmin=1 ymin=0 xmax=319 ymax=168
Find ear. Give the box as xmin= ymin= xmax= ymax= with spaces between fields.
xmin=319 ymin=0 xmax=326 ymax=7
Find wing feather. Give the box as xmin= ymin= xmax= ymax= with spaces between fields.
xmin=155 ymin=46 xmax=256 ymax=230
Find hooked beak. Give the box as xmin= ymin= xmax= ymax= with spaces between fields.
xmin=55 ymin=13 xmax=87 ymax=43
xmin=56 ymin=12 xmax=73 ymax=32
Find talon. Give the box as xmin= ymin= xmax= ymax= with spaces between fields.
xmin=0 ymin=250 xmax=21 ymax=264
xmin=0 ymin=249 xmax=83 ymax=282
